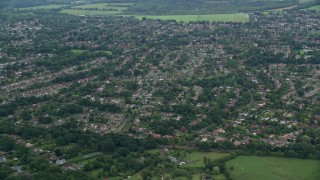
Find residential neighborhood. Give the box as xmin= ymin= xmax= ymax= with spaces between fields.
xmin=0 ymin=2 xmax=320 ymax=180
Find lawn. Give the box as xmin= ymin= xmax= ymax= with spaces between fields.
xmin=68 ymin=152 xmax=103 ymax=163
xmin=18 ymin=5 xmax=65 ymax=10
xmin=70 ymin=49 xmax=112 ymax=55
xmin=70 ymin=49 xmax=87 ymax=54
xmin=131 ymin=13 xmax=250 ymax=23
xmin=226 ymin=156 xmax=320 ymax=180
xmin=145 ymin=149 xmax=161 ymax=154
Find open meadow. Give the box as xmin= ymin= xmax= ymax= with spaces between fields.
xmin=18 ymin=4 xmax=65 ymax=10
xmin=309 ymin=5 xmax=320 ymax=11
xmin=179 ymin=151 xmax=230 ymax=168
xmin=132 ymin=13 xmax=250 ymax=23
xmin=226 ymin=156 xmax=320 ymax=180
xmin=73 ymin=3 xmax=113 ymax=10
xmin=17 ymin=2 xmax=249 ymax=23
xmin=59 ymin=3 xmax=135 ymax=16
xmin=73 ymin=3 xmax=132 ymax=11
xmin=60 ymin=9 xmax=121 ymax=15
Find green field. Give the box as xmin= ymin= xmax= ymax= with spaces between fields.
xmin=60 ymin=12 xmax=249 ymax=22
xmin=299 ymin=0 xmax=315 ymax=3
xmin=18 ymin=5 xmax=65 ymax=10
xmin=226 ymin=156 xmax=320 ymax=180
xmin=132 ymin=13 xmax=250 ymax=23
xmin=73 ymin=3 xmax=130 ymax=11
xmin=309 ymin=5 xmax=320 ymax=11
xmin=73 ymin=3 xmax=111 ymax=10
xmin=60 ymin=2 xmax=135 ymax=16
xmin=108 ymin=3 xmax=135 ymax=6
xmin=60 ymin=9 xmax=121 ymax=15
xmin=70 ymin=49 xmax=87 ymax=54
xmin=180 ymin=151 xmax=229 ymax=167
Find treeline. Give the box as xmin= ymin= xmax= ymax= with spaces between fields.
xmin=126 ymin=0 xmax=298 ymax=15
xmin=0 ymin=122 xmax=158 ymax=179
xmin=2 ymin=0 xmax=71 ymax=8
xmin=198 ymin=140 xmax=320 ymax=160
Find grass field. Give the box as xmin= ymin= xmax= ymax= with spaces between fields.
xmin=299 ymin=0 xmax=315 ymax=3
xmin=180 ymin=151 xmax=230 ymax=167
xmin=73 ymin=3 xmax=110 ymax=10
xmin=70 ymin=49 xmax=87 ymax=54
xmin=60 ymin=2 xmax=135 ymax=16
xmin=60 ymin=9 xmax=121 ymax=15
xmin=226 ymin=156 xmax=320 ymax=180
xmin=309 ymin=5 xmax=320 ymax=11
xmin=108 ymin=3 xmax=135 ymax=6
xmin=73 ymin=3 xmax=130 ymax=11
xmin=61 ymin=11 xmax=249 ymax=22
xmin=132 ymin=13 xmax=250 ymax=23
xmin=70 ymin=49 xmax=112 ymax=55
xmin=18 ymin=5 xmax=65 ymax=10
xmin=68 ymin=152 xmax=103 ymax=163
xmin=192 ymin=174 xmax=226 ymax=180
xmin=58 ymin=3 xmax=249 ymax=23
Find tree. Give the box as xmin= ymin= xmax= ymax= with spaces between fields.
xmin=101 ymin=140 xmax=116 ymax=153
xmin=213 ymin=166 xmax=220 ymax=175
xmin=109 ymin=165 xmax=118 ymax=176
xmin=0 ymin=136 xmax=15 ymax=151
xmin=203 ymin=156 xmax=214 ymax=171
xmin=155 ymin=164 xmax=165 ymax=179
xmin=118 ymin=147 xmax=130 ymax=156
xmin=199 ymin=142 xmax=210 ymax=151
xmin=21 ymin=110 xmax=32 ymax=121
xmin=0 ymin=0 xmax=4 ymax=14
xmin=38 ymin=115 xmax=53 ymax=124
xmin=141 ymin=169 xmax=152 ymax=180
xmin=55 ymin=149 xmax=62 ymax=157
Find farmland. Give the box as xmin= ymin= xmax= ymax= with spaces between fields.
xmin=126 ymin=0 xmax=298 ymax=15
xmin=72 ymin=3 xmax=133 ymax=11
xmin=59 ymin=2 xmax=134 ymax=16
xmin=299 ymin=0 xmax=316 ymax=3
xmin=132 ymin=13 xmax=250 ymax=23
xmin=60 ymin=9 xmax=121 ymax=15
xmin=60 ymin=6 xmax=250 ymax=23
xmin=226 ymin=156 xmax=320 ymax=180
xmin=18 ymin=4 xmax=65 ymax=10
xmin=309 ymin=5 xmax=320 ymax=11
xmin=73 ymin=3 xmax=116 ymax=10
